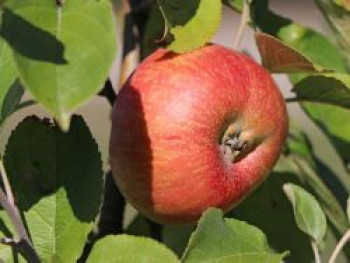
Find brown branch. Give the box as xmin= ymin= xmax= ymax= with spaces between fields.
xmin=77 ymin=172 xmax=125 ymax=263
xmin=98 ymin=79 xmax=117 ymax=106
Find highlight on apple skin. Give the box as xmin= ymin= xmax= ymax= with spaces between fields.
xmin=109 ymin=44 xmax=288 ymax=224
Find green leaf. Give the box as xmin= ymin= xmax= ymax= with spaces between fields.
xmin=274 ymin=11 xmax=350 ymax=171
xmin=251 ymin=0 xmax=348 ymax=74
xmin=284 ymin=25 xmax=348 ymax=84
xmin=201 ymin=253 xmax=286 ymax=263
xmin=250 ymin=0 xmax=291 ymax=36
xmin=182 ymin=208 xmax=287 ymax=263
xmin=291 ymin=155 xmax=350 ymax=232
xmin=0 ymin=244 xmax=23 ymax=263
xmin=229 ymin=162 xmax=349 ymax=262
xmin=0 ymin=37 xmax=17 ymax=124
xmin=302 ymin=103 xmax=350 ymax=173
xmin=142 ymin=5 xmax=165 ymax=59
xmin=285 ymin=127 xmax=350 ymax=233
xmin=0 ymin=79 xmax=24 ymax=125
xmin=251 ymin=0 xmax=350 ymax=174
xmin=3 ymin=115 xmax=103 ymax=262
xmin=292 ymin=74 xmax=350 ymax=109
xmin=283 ymin=183 xmax=327 ymax=244
xmin=282 ymin=16 xmax=350 ymax=171
xmin=0 ymin=0 xmax=117 ymax=130
xmin=157 ymin=0 xmax=222 ymax=53
xmin=87 ymin=235 xmax=179 ymax=263
xmin=255 ymin=32 xmax=326 ymax=73
xmin=316 ymin=0 xmax=350 ymax=66
xmin=286 ymin=124 xmax=314 ymax=163
xmin=229 ymin=169 xmax=315 ymax=262
xmin=12 ymin=99 xmax=36 ymax=112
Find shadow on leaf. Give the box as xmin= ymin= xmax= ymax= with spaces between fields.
xmin=3 ymin=115 xmax=102 ymax=223
xmin=0 ymin=8 xmax=67 ymax=64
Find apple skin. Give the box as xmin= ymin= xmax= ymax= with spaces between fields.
xmin=109 ymin=44 xmax=288 ymax=224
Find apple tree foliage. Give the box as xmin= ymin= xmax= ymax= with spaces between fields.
xmin=0 ymin=0 xmax=349 ymax=262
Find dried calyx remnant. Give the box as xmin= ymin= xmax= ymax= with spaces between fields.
xmin=221 ymin=125 xmax=250 ymax=163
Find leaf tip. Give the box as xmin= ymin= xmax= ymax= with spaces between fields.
xmin=56 ymin=113 xmax=71 ymax=132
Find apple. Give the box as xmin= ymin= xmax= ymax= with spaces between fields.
xmin=109 ymin=44 xmax=288 ymax=224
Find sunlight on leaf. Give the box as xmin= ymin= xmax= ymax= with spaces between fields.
xmin=0 ymin=37 xmax=17 ymax=125
xmin=0 ymin=0 xmax=117 ymax=130
xmin=157 ymin=0 xmax=222 ymax=53
xmin=87 ymin=235 xmax=179 ymax=263
xmin=182 ymin=208 xmax=287 ymax=262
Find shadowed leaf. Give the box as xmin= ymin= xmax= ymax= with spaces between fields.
xmin=292 ymin=74 xmax=350 ymax=109
xmin=0 ymin=80 xmax=24 ymax=125
xmin=3 ymin=115 xmax=103 ymax=262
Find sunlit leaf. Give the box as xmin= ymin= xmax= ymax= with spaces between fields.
xmin=0 ymin=37 xmax=17 ymax=125
xmin=182 ymin=208 xmax=287 ymax=262
xmin=157 ymin=0 xmax=222 ymax=53
xmin=0 ymin=0 xmax=117 ymax=129
xmin=87 ymin=235 xmax=179 ymax=263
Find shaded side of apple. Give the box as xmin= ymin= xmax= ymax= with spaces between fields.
xmin=110 ymin=45 xmax=288 ymax=224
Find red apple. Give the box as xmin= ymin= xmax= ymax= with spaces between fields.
xmin=109 ymin=44 xmax=288 ymax=224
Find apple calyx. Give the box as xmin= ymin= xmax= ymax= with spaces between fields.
xmin=224 ymin=131 xmax=248 ymax=161
xmin=220 ymin=123 xmax=251 ymax=163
